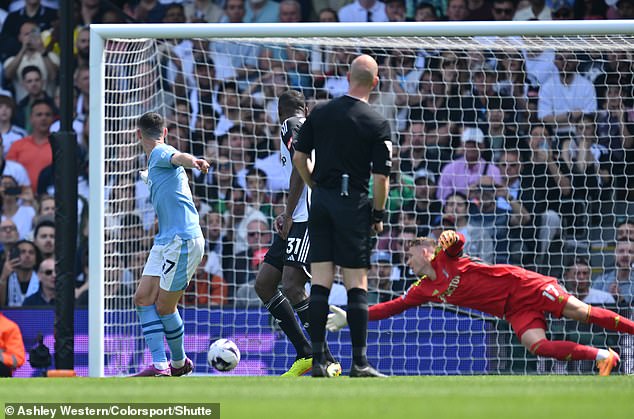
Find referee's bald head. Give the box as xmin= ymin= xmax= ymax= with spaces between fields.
xmin=348 ymin=54 xmax=379 ymax=90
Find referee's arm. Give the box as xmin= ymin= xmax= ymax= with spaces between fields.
xmin=293 ymin=150 xmax=314 ymax=190
xmin=371 ymin=173 xmax=389 ymax=233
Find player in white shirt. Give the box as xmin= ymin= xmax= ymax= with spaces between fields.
xmin=253 ymin=90 xmax=341 ymax=377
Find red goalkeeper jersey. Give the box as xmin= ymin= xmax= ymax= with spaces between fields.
xmin=369 ymin=233 xmax=565 ymax=321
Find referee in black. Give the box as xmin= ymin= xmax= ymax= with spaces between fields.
xmin=293 ymin=54 xmax=392 ymax=377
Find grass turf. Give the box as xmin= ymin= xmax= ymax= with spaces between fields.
xmin=2 ymin=376 xmax=632 ymax=419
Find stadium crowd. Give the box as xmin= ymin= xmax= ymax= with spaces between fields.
xmin=0 ymin=0 xmax=632 ymax=317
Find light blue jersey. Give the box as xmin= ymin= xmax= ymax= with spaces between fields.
xmin=147 ymin=143 xmax=202 ymax=245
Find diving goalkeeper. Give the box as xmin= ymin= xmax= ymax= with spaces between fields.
xmin=327 ymin=231 xmax=633 ymax=376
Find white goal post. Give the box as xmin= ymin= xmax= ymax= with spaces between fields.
xmin=89 ymin=21 xmax=634 ymax=378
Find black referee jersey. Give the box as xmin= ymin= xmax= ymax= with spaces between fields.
xmin=294 ymin=95 xmax=392 ymax=192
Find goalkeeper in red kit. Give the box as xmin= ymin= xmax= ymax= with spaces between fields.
xmin=327 ymin=230 xmax=632 ymax=376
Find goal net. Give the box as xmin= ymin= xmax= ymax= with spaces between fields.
xmin=91 ymin=23 xmax=634 ymax=376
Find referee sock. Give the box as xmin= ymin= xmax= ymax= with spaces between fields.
xmin=266 ymin=290 xmax=312 ymax=359
xmin=309 ymin=285 xmax=331 ymax=365
xmin=294 ymin=298 xmax=336 ymax=363
xmin=160 ymin=311 xmax=186 ymax=364
xmin=136 ymin=305 xmax=168 ymax=369
xmin=586 ymin=305 xmax=634 ymax=334
xmin=529 ymin=339 xmax=598 ymax=361
xmin=347 ymin=288 xmax=369 ymax=367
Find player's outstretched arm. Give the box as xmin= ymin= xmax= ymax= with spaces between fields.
xmin=326 ymin=295 xmax=416 ymax=332
xmin=171 ymin=152 xmax=210 ymax=174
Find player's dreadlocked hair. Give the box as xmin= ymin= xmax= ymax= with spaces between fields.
xmin=406 ymin=237 xmax=437 ymax=251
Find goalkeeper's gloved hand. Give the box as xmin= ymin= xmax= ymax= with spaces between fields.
xmin=438 ymin=230 xmax=459 ymax=250
xmin=326 ymin=305 xmax=348 ymax=332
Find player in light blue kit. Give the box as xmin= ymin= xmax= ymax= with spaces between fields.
xmin=132 ymin=112 xmax=209 ymax=377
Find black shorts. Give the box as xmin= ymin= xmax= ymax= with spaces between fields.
xmin=263 ymin=221 xmax=311 ymax=272
xmin=308 ymin=187 xmax=373 ymax=268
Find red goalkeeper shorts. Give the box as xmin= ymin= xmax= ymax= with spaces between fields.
xmin=505 ymin=277 xmax=570 ymax=339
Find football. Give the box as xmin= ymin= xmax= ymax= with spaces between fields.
xmin=207 ymin=338 xmax=240 ymax=372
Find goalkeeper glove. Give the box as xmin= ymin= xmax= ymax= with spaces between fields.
xmin=438 ymin=230 xmax=459 ymax=250
xmin=326 ymin=305 xmax=348 ymax=332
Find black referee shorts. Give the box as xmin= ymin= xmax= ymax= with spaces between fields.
xmin=308 ymin=187 xmax=373 ymax=269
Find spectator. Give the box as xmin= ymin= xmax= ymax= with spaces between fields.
xmin=514 ymin=0 xmax=551 ymax=19
xmin=183 ymin=254 xmax=228 ymax=306
xmin=385 ymin=0 xmax=406 ymax=21
xmin=445 ymin=0 xmax=469 ymax=20
xmin=0 ymin=239 xmax=40 ymax=307
xmin=14 ymin=66 xmax=56 ymax=132
xmin=593 ymin=240 xmax=634 ymax=305
xmin=368 ymin=251 xmax=393 ymax=304
xmin=563 ymin=256 xmax=615 ymax=304
xmin=437 ymin=191 xmax=495 ymax=263
xmin=467 ymin=177 xmax=523 ymax=264
xmin=317 ymin=7 xmax=339 ymax=21
xmin=6 ymin=99 xmax=54 ymax=192
xmin=32 ymin=194 xmax=53 ymax=227
xmin=0 ymin=95 xmax=26 ymax=156
xmin=78 ymin=0 xmax=106 ymax=26
xmin=23 ymin=256 xmax=55 ymax=306
xmin=132 ymin=0 xmax=167 ymax=23
xmin=280 ymin=0 xmax=302 ymax=23
xmin=413 ymin=168 xmax=442 ymax=236
xmin=491 ymin=0 xmax=517 ymax=20
xmin=550 ymin=0 xmax=575 ymax=19
xmin=436 ymin=127 xmax=501 ymax=204
xmin=245 ymin=0 xmax=279 ymax=22
xmin=0 ymin=175 xmax=35 ymax=239
xmin=497 ymin=146 xmax=563 ymax=268
xmin=0 ymin=312 xmax=25 ymax=377
xmin=467 ymin=0 xmax=494 ymax=20
xmin=232 ymin=217 xmax=272 ymax=301
xmin=74 ymin=26 xmax=90 ymax=68
xmin=0 ymin=219 xmax=19 ymax=265
xmin=0 ymin=0 xmax=57 ymax=61
xmin=184 ymin=0 xmax=224 ymax=22
xmin=415 ymin=2 xmax=439 ymax=21
xmin=616 ymin=218 xmax=634 ymax=243
xmin=338 ymin=0 xmax=388 ymax=22
xmin=538 ymin=51 xmax=596 ymax=147
xmin=32 ymin=219 xmax=53 ymax=260
xmin=617 ymin=0 xmax=634 ymax=18
xmin=4 ymin=21 xmax=59 ymax=102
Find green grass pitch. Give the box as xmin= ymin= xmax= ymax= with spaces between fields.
xmin=2 ymin=376 xmax=632 ymax=419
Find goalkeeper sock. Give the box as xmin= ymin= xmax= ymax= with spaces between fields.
xmin=160 ymin=311 xmax=186 ymax=363
xmin=309 ymin=284 xmax=330 ymax=365
xmin=529 ymin=339 xmax=598 ymax=361
xmin=265 ymin=291 xmax=311 ymax=359
xmin=136 ymin=304 xmax=168 ymax=368
xmin=294 ymin=298 xmax=336 ymax=363
xmin=586 ymin=305 xmax=634 ymax=334
xmin=347 ymin=288 xmax=369 ymax=367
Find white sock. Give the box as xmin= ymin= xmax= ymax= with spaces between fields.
xmin=596 ymin=349 xmax=610 ymax=361
xmin=171 ymin=358 xmax=185 ymax=368
xmin=154 ymin=361 xmax=169 ymax=370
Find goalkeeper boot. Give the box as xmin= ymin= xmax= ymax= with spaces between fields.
xmin=170 ymin=357 xmax=194 ymax=377
xmin=132 ymin=365 xmax=171 ymax=377
xmin=281 ymin=357 xmax=313 ymax=377
xmin=349 ymin=363 xmax=387 ymax=378
xmin=597 ymin=348 xmax=620 ymax=376
xmin=326 ymin=361 xmax=342 ymax=377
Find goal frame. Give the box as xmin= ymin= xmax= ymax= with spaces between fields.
xmin=88 ymin=20 xmax=634 ymax=377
